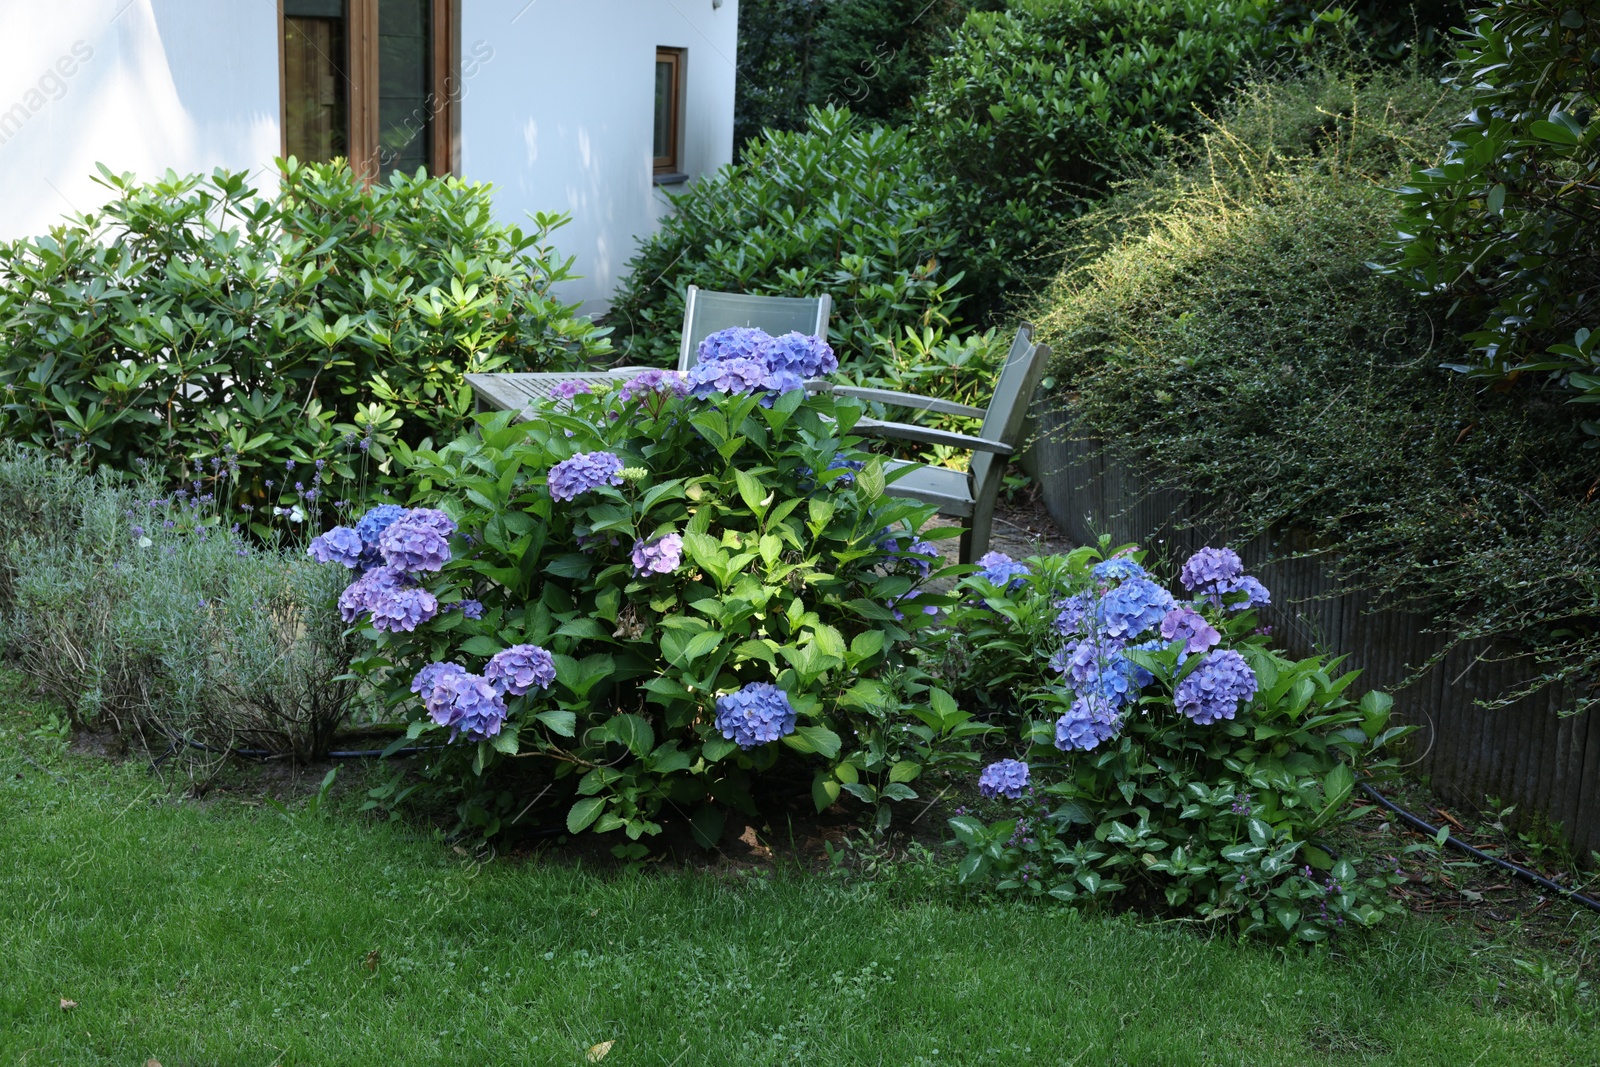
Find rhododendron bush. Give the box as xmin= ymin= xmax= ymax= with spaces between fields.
xmin=940 ymin=542 xmax=1419 ymax=941
xmin=310 ymin=342 xmax=987 ymax=842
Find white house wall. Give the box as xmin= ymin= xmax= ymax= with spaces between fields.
xmin=0 ymin=0 xmax=739 ymax=313
xmin=460 ymin=0 xmax=738 ymax=312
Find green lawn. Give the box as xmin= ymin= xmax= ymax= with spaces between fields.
xmin=1 ymin=699 xmax=1594 ymax=1066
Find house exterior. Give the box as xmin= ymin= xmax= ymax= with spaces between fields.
xmin=0 ymin=0 xmax=739 ymax=310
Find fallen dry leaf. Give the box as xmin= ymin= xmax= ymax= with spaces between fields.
xmin=364 ymin=949 xmax=381 ymax=972
xmin=586 ymin=1039 xmax=615 ymax=1062
xmin=58 ymin=998 xmax=77 ymax=1012
xmin=145 ymin=1060 xmax=163 ymax=1067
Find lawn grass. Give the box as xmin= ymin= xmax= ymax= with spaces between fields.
xmin=0 ymin=693 xmax=1595 ymax=1065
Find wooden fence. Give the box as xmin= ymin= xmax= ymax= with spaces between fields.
xmin=1023 ymin=409 xmax=1600 ymax=859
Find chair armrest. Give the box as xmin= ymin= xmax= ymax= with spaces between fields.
xmin=853 ymin=418 xmax=1013 ymax=454
xmin=816 ymin=383 xmax=987 ymax=419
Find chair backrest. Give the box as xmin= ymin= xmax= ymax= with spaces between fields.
xmin=677 ymin=285 xmax=833 ymax=371
xmin=971 ymin=323 xmax=1050 ymax=498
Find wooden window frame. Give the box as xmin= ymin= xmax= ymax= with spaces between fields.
xmin=278 ymin=0 xmax=458 ymax=182
xmin=654 ymin=47 xmax=684 ymax=178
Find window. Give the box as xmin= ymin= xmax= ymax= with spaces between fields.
xmin=654 ymin=48 xmax=684 ymax=179
xmin=279 ymin=0 xmax=456 ymax=180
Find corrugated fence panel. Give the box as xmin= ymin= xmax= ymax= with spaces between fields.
xmin=1023 ymin=410 xmax=1598 ymax=857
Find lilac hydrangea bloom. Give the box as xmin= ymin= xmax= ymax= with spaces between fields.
xmin=484 ymin=644 xmax=557 ymax=697
xmin=618 ymin=368 xmax=688 ymax=402
xmin=1054 ymin=591 xmax=1096 ymax=637
xmin=354 ymin=504 xmax=409 ymax=547
xmin=1225 ymin=575 xmax=1272 ymax=611
xmin=883 ymin=537 xmax=940 ymax=578
xmin=1174 ymin=649 xmax=1258 ymax=725
xmin=1160 ymin=606 xmax=1222 ymax=655
xmin=631 ymin=533 xmax=684 ymax=577
xmin=424 ymin=670 xmax=507 ymax=742
xmin=456 ymin=599 xmax=485 ymax=620
xmin=714 ymin=682 xmax=798 ymax=748
xmin=1098 ymin=577 xmax=1176 ymax=640
xmin=697 ymin=326 xmax=769 ymax=365
xmin=1180 ymin=547 xmax=1245 ymax=594
xmin=1054 ymin=696 xmax=1123 ymax=752
xmin=978 ymin=759 xmax=1030 ymax=800
xmin=550 ymin=380 xmax=592 ymax=400
xmin=337 ymin=565 xmax=406 ymax=623
xmin=685 ymin=356 xmax=771 ymax=398
xmin=547 ymin=451 xmax=625 ymax=501
xmin=411 ymin=661 xmax=468 ymax=704
xmin=760 ymin=331 xmax=838 ymax=378
xmin=378 ymin=512 xmax=453 ymax=574
xmin=1091 ymin=556 xmax=1147 ymax=583
xmin=976 ymin=551 xmax=1031 ymax=590
xmin=307 ymin=526 xmax=365 ymax=569
xmin=1059 ymin=636 xmax=1155 ymax=711
xmin=367 ymin=584 xmax=439 ymax=633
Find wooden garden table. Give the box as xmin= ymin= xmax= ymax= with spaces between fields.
xmin=464 ymin=370 xmax=641 ymax=420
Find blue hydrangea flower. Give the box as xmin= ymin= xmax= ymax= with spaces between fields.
xmin=883 ymin=536 xmax=940 ymax=578
xmin=337 ymin=565 xmax=406 ymax=623
xmin=1091 ymin=556 xmax=1147 ymax=583
xmin=550 ymin=380 xmax=592 ymax=400
xmin=424 ymin=670 xmax=507 ymax=742
xmin=976 ymin=551 xmax=1030 ymax=590
xmin=631 ymin=533 xmax=684 ymax=577
xmin=978 ymin=759 xmax=1030 ymax=800
xmin=618 ymin=368 xmax=687 ymax=402
xmin=354 ymin=504 xmax=409 ymax=547
xmin=686 ymin=356 xmax=770 ymax=398
xmin=1225 ymin=575 xmax=1271 ymax=611
xmin=1098 ymin=577 xmax=1175 ymax=640
xmin=547 ymin=451 xmax=625 ymax=502
xmin=411 ymin=661 xmax=468 ymax=704
xmin=1174 ymin=649 xmax=1258 ymax=725
xmin=378 ymin=511 xmax=453 ymax=574
xmin=1054 ymin=591 xmax=1096 ymax=637
xmin=1054 ymin=695 xmax=1123 ymax=752
xmin=367 ymin=584 xmax=439 ymax=633
xmin=714 ymin=682 xmax=797 ymax=748
xmin=456 ymin=599 xmax=485 ymax=620
xmin=697 ymin=326 xmax=769 ymax=365
xmin=1159 ymin=606 xmax=1222 ymax=655
xmin=1180 ymin=547 xmax=1244 ymax=594
xmin=759 ymin=331 xmax=838 ymax=378
xmin=307 ymin=526 xmax=364 ymax=569
xmin=1059 ymin=636 xmax=1156 ymax=712
xmin=484 ymin=644 xmax=557 ymax=697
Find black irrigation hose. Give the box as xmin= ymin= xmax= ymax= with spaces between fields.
xmin=1359 ymin=782 xmax=1600 ymax=915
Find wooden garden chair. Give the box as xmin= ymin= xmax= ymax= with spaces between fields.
xmin=822 ymin=324 xmax=1050 ymax=564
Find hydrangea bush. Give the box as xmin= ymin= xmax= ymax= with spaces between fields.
xmin=313 ymin=359 xmax=988 ymax=842
xmin=943 ymin=542 xmax=1418 ymax=941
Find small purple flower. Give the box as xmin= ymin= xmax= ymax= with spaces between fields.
xmin=379 ymin=512 xmax=453 ymax=574
xmin=424 ymin=671 xmax=507 ymax=742
xmin=1180 ymin=547 xmax=1244 ymax=595
xmin=714 ymin=682 xmax=797 ymax=748
xmin=978 ymin=759 xmax=1030 ymax=800
xmin=975 ymin=551 xmax=1030 ymax=591
xmin=547 ymin=451 xmax=625 ymax=502
xmin=355 ymin=504 xmax=409 ymax=547
xmin=1174 ymin=649 xmax=1258 ymax=725
xmin=484 ymin=644 xmax=557 ymax=697
xmin=631 ymin=533 xmax=684 ymax=577
xmin=1159 ymin=606 xmax=1222 ymax=655
xmin=307 ymin=526 xmax=365 ymax=569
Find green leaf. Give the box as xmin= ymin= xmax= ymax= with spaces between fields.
xmin=813 ymin=773 xmax=841 ymax=812
xmin=689 ymin=805 xmax=725 ymax=849
xmin=1529 ymin=119 xmax=1579 ymax=146
xmin=888 ymin=760 xmax=921 ymax=783
xmin=490 ymin=722 xmax=520 ymax=756
xmin=792 ymin=725 xmax=842 ymax=759
xmin=535 ymin=709 xmax=577 ymax=737
xmin=702 ymin=737 xmax=739 ymax=762
xmin=733 ymin=468 xmax=769 ymax=519
xmin=458 ymin=635 xmax=502 ymax=657
xmin=567 ymin=797 xmax=604 ymax=834
xmin=601 ymin=713 xmax=654 ymax=756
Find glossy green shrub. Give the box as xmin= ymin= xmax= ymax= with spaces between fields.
xmin=0 ymin=161 xmax=609 ymax=513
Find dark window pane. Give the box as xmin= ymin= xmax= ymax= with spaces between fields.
xmin=378 ymin=0 xmax=431 ymax=179
xmin=284 ymin=16 xmax=348 ymax=164
xmin=654 ymin=60 xmax=674 ymax=162
xmin=284 ymin=0 xmax=344 ymax=17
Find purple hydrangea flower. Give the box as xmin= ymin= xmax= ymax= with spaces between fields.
xmin=411 ymin=661 xmax=468 ymax=704
xmin=978 ymin=759 xmax=1030 ymax=800
xmin=697 ymin=326 xmax=769 ymax=365
xmin=1098 ymin=577 xmax=1176 ymax=640
xmin=354 ymin=504 xmax=408 ymax=547
xmin=484 ymin=644 xmax=557 ymax=697
xmin=976 ymin=551 xmax=1031 ymax=591
xmin=367 ymin=584 xmax=439 ymax=633
xmin=1225 ymin=575 xmax=1272 ymax=611
xmin=1054 ymin=591 xmax=1096 ymax=637
xmin=1180 ymin=547 xmax=1245 ymax=595
xmin=823 ymin=454 xmax=866 ymax=488
xmin=1058 ymin=636 xmax=1156 ymax=711
xmin=884 ymin=537 xmax=941 ymax=579
xmin=307 ymin=526 xmax=365 ymax=569
xmin=424 ymin=670 xmax=507 ymax=742
xmin=456 ymin=599 xmax=485 ymax=620
xmin=1174 ymin=649 xmax=1258 ymax=725
xmin=1054 ymin=695 xmax=1123 ymax=752
xmin=378 ymin=512 xmax=453 ymax=574
xmin=337 ymin=566 xmax=407 ymax=623
xmin=1160 ymin=606 xmax=1222 ymax=655
xmin=1091 ymin=556 xmax=1147 ymax=583
xmin=631 ymin=533 xmax=684 ymax=577
xmin=547 ymin=451 xmax=625 ymax=502
xmin=760 ymin=331 xmax=838 ymax=378
xmin=618 ymin=369 xmax=688 ymax=402
xmin=714 ymin=682 xmax=797 ymax=748
xmin=550 ymin=380 xmax=592 ymax=400
xmin=685 ymin=356 xmax=771 ymax=398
